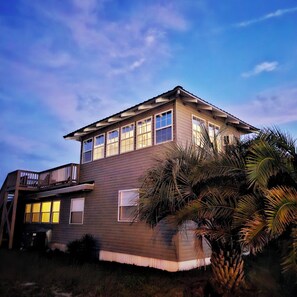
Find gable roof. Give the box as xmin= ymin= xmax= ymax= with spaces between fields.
xmin=64 ymin=86 xmax=258 ymax=141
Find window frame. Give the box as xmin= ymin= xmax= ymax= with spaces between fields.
xmin=136 ymin=117 xmax=153 ymax=150
xmin=69 ymin=198 xmax=85 ymax=225
xmin=106 ymin=129 xmax=119 ymax=157
xmin=208 ymin=122 xmax=221 ymax=151
xmin=192 ymin=115 xmax=206 ymax=147
xmin=51 ymin=200 xmax=61 ymax=224
xmin=82 ymin=138 xmax=93 ymax=164
xmin=120 ymin=123 xmax=135 ymax=154
xmin=93 ymin=133 xmax=105 ymax=160
xmin=154 ymin=109 xmax=173 ymax=145
xmin=118 ymin=189 xmax=139 ymax=222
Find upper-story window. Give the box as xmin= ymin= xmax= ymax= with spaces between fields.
xmin=136 ymin=117 xmax=152 ymax=149
xmin=82 ymin=138 xmax=93 ymax=163
xmin=121 ymin=124 xmax=134 ymax=153
xmin=106 ymin=129 xmax=119 ymax=157
xmin=155 ymin=110 xmax=173 ymax=144
xmin=94 ymin=134 xmax=105 ymax=160
xmin=208 ymin=123 xmax=221 ymax=151
xmin=192 ymin=116 xmax=205 ymax=147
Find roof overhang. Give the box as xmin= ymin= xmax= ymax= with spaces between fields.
xmin=27 ymin=183 xmax=94 ymax=200
xmin=64 ymin=86 xmax=258 ymax=141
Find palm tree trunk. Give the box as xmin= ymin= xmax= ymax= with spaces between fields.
xmin=210 ymin=248 xmax=245 ymax=295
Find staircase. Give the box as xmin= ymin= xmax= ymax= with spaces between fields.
xmin=0 ymin=171 xmax=20 ymax=249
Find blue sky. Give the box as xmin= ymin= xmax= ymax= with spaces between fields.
xmin=1 ymin=0 xmax=297 ymax=185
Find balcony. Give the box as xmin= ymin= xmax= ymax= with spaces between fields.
xmin=16 ymin=163 xmax=79 ymax=191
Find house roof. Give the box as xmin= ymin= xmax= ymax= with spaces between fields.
xmin=64 ymin=86 xmax=258 ymax=141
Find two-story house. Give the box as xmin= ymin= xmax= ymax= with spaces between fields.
xmin=0 ymin=86 xmax=257 ymax=272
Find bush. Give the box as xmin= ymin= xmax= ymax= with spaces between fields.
xmin=67 ymin=234 xmax=97 ymax=264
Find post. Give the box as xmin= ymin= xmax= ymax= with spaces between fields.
xmin=0 ymin=192 xmax=8 ymax=247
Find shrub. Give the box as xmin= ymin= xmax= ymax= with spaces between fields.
xmin=67 ymin=234 xmax=97 ymax=264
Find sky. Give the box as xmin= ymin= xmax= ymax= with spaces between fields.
xmin=1 ymin=0 xmax=297 ymax=185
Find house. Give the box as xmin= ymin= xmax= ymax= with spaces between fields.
xmin=0 ymin=86 xmax=257 ymax=272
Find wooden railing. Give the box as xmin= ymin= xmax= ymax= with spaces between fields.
xmin=18 ymin=163 xmax=80 ymax=189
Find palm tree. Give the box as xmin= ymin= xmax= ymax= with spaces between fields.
xmin=138 ymin=131 xmax=250 ymax=295
xmin=241 ymin=127 xmax=297 ymax=274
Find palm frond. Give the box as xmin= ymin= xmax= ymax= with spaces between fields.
xmin=281 ymin=227 xmax=297 ymax=275
xmin=265 ymin=186 xmax=297 ymax=236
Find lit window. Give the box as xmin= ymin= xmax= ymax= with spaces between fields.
xmin=106 ymin=130 xmax=119 ymax=157
xmin=121 ymin=124 xmax=134 ymax=153
xmin=136 ymin=118 xmax=152 ymax=149
xmin=208 ymin=123 xmax=221 ymax=151
xmin=82 ymin=138 xmax=93 ymax=163
xmin=118 ymin=189 xmax=139 ymax=222
xmin=41 ymin=202 xmax=51 ymax=223
xmin=70 ymin=198 xmax=84 ymax=224
xmin=94 ymin=134 xmax=105 ymax=160
xmin=192 ymin=116 xmax=205 ymax=146
xmin=52 ymin=201 xmax=60 ymax=223
xmin=24 ymin=204 xmax=31 ymax=223
xmin=32 ymin=203 xmax=41 ymax=223
xmin=155 ymin=110 xmax=173 ymax=144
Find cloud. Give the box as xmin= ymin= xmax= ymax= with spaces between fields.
xmin=236 ymin=6 xmax=297 ymax=27
xmin=241 ymin=61 xmax=278 ymax=78
xmin=229 ymin=86 xmax=297 ymax=126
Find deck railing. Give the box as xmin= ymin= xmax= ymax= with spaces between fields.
xmin=18 ymin=163 xmax=79 ymax=189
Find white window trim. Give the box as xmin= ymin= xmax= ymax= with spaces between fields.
xmin=120 ymin=122 xmax=135 ymax=154
xmin=154 ymin=109 xmax=173 ymax=145
xmin=93 ymin=133 xmax=105 ymax=160
xmin=82 ymin=138 xmax=93 ymax=164
xmin=136 ymin=116 xmax=153 ymax=150
xmin=118 ymin=189 xmax=139 ymax=222
xmin=106 ymin=128 xmax=119 ymax=157
xmin=69 ymin=198 xmax=85 ymax=225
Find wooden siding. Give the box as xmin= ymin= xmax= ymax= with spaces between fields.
xmin=175 ymin=98 xmax=242 ymax=146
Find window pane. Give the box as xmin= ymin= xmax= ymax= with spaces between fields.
xmin=32 ymin=203 xmax=41 ymax=213
xmin=42 ymin=202 xmax=51 ymax=212
xmin=71 ymin=198 xmax=84 ymax=211
xmin=120 ymin=190 xmax=139 ymax=206
xmin=119 ymin=206 xmax=137 ymax=221
xmin=25 ymin=213 xmax=31 ymax=223
xmin=41 ymin=213 xmax=50 ymax=223
xmin=95 ymin=135 xmax=105 ymax=146
xmin=156 ymin=127 xmax=172 ymax=144
xmin=32 ymin=213 xmax=40 ymax=223
xmin=25 ymin=204 xmax=31 ymax=213
xmin=94 ymin=146 xmax=104 ymax=160
xmin=83 ymin=151 xmax=92 ymax=163
xmin=83 ymin=139 xmax=93 ymax=152
xmin=137 ymin=118 xmax=152 ymax=149
xmin=52 ymin=201 xmax=60 ymax=212
xmin=71 ymin=212 xmax=83 ymax=224
xmin=52 ymin=212 xmax=60 ymax=223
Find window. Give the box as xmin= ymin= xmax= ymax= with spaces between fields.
xmin=136 ymin=117 xmax=152 ymax=149
xmin=82 ymin=138 xmax=93 ymax=163
xmin=155 ymin=110 xmax=173 ymax=144
xmin=121 ymin=124 xmax=134 ymax=153
xmin=192 ymin=116 xmax=205 ymax=146
xmin=70 ymin=198 xmax=84 ymax=224
xmin=32 ymin=203 xmax=41 ymax=223
xmin=94 ymin=134 xmax=105 ymax=160
xmin=106 ymin=130 xmax=119 ymax=157
xmin=208 ymin=123 xmax=221 ymax=151
xmin=41 ymin=202 xmax=51 ymax=223
xmin=118 ymin=189 xmax=139 ymax=222
xmin=24 ymin=204 xmax=31 ymax=223
xmin=52 ymin=201 xmax=61 ymax=223
xmin=24 ymin=201 xmax=60 ymax=224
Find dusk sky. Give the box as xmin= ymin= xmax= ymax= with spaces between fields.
xmin=1 ymin=0 xmax=297 ymax=185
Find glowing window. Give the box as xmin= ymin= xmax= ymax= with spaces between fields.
xmin=32 ymin=203 xmax=41 ymax=223
xmin=24 ymin=204 xmax=32 ymax=223
xmin=136 ymin=118 xmax=152 ymax=149
xmin=52 ymin=201 xmax=60 ymax=223
xmin=41 ymin=202 xmax=51 ymax=223
xmin=121 ymin=124 xmax=134 ymax=153
xmin=106 ymin=130 xmax=119 ymax=157
xmin=94 ymin=134 xmax=105 ymax=160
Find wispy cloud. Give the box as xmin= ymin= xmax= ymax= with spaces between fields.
xmin=241 ymin=61 xmax=278 ymax=78
xmin=229 ymin=86 xmax=297 ymax=126
xmin=236 ymin=6 xmax=297 ymax=27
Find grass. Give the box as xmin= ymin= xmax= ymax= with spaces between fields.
xmin=0 ymin=247 xmax=295 ymax=297
xmin=0 ymin=249 xmax=209 ymax=297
